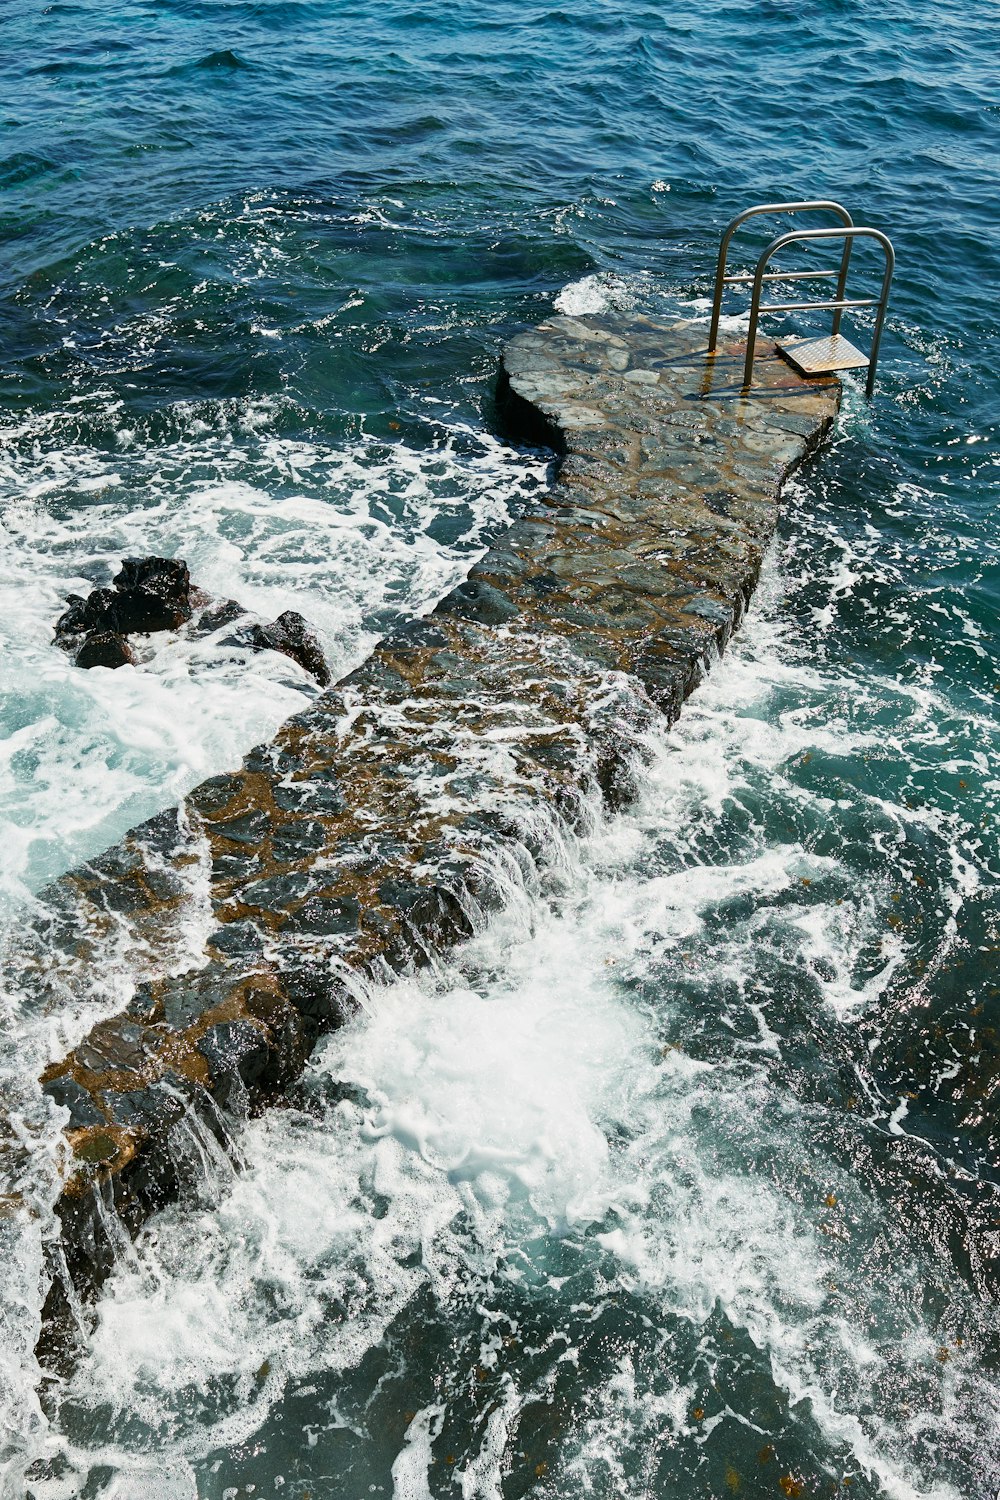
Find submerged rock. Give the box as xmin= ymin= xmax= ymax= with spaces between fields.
xmin=190 ymin=595 xmax=247 ymax=635
xmin=75 ymin=631 xmax=136 ymax=670
xmin=238 ymin=610 xmax=331 ymax=687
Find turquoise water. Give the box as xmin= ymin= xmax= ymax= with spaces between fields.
xmin=1 ymin=1 xmax=999 ymax=1496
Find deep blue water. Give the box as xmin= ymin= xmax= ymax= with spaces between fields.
xmin=1 ymin=2 xmax=999 ymax=1497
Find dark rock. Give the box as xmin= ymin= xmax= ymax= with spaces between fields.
xmin=126 ymin=983 xmax=162 ymax=1025
xmin=110 ymin=556 xmax=191 ymax=633
xmin=341 ymin=657 xmax=409 ymax=697
xmin=74 ymin=630 xmax=136 ymax=670
xmin=74 ymin=1019 xmax=151 ymax=1078
xmin=239 ymin=611 xmax=331 ymax=686
xmin=54 ymin=585 xmax=121 ymax=648
xmin=495 ymin=362 xmax=568 ymax=454
xmin=437 ymin=578 xmax=519 ymax=626
xmin=595 ymin=741 xmax=640 ymax=813
xmin=681 ymin=594 xmax=733 ymax=625
xmin=190 ymin=596 xmax=247 ymax=636
xmin=526 ymin=737 xmax=579 ymax=773
xmin=86 ymin=872 xmax=147 ymax=914
xmin=360 ymin=907 xmax=395 ymax=937
xmin=84 ymin=844 xmax=142 ymax=883
xmin=24 ymin=1452 xmax=78 ymax=1493
xmin=282 ymin=892 xmax=360 ymax=937
xmin=270 ymin=818 xmax=327 ymax=863
xmin=378 ymin=880 xmax=474 ymax=950
xmin=526 ymin=569 xmax=563 ymax=596
xmin=43 ymin=1075 xmax=106 ymax=1129
xmin=271 ymin=779 xmax=346 ymax=816
xmin=55 ymin=557 xmax=191 ymax=657
xmin=632 ymin=640 xmax=694 ymax=721
xmin=278 ymin=696 xmax=345 ymax=739
xmin=241 ymin=869 xmax=315 ymax=911
xmin=128 ymin=806 xmax=188 ymax=864
xmin=84 ymin=588 xmax=119 ymax=627
xmin=99 ymin=1078 xmax=189 ymax=1133
xmin=275 ymin=960 xmax=353 ymax=1030
xmin=212 ymin=810 xmax=271 ymax=846
xmin=53 ymin=592 xmax=98 ymax=644
xmin=382 ymin=616 xmax=449 ymax=653
xmin=242 ymin=742 xmax=310 ymax=778
xmin=206 ymin=921 xmax=266 ymax=960
xmin=197 ymin=1015 xmax=303 ymax=1108
xmin=186 ymin=773 xmax=240 ymax=817
xmin=160 ymin=973 xmax=231 ymax=1031
xmin=211 ymin=848 xmax=263 ymax=884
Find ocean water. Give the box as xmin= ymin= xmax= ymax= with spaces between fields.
xmin=1 ymin=0 xmax=999 ymax=1496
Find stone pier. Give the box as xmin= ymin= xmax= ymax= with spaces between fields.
xmin=11 ymin=315 xmax=840 ymax=1353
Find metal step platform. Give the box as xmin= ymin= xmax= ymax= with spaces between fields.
xmin=777 ymin=332 xmax=871 ymax=375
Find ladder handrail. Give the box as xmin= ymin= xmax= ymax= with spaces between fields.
xmin=708 ymin=200 xmax=855 ymax=352
xmin=742 ymin=225 xmax=895 ymax=398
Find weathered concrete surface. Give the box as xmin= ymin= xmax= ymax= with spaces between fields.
xmin=11 ymin=314 xmax=839 ymax=1353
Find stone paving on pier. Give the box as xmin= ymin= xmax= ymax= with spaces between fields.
xmin=9 ymin=314 xmax=840 ymax=1350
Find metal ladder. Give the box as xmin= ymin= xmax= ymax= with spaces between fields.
xmin=707 ymin=201 xmax=894 ymax=397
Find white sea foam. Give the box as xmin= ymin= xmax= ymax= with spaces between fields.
xmin=554 ymin=274 xmax=638 ymax=316
xmin=0 ymin=409 xmax=545 ymax=901
xmin=5 ymin=329 xmax=999 ymax=1499
xmin=22 ymin=548 xmax=997 ymax=1495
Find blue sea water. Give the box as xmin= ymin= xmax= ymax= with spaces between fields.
xmin=1 ymin=1 xmax=999 ymax=1497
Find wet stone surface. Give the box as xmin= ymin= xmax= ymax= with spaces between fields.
xmin=9 ymin=313 xmax=840 ymax=1355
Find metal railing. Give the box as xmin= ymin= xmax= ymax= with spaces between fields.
xmin=708 ymin=201 xmax=855 ymax=352
xmin=742 ymin=226 xmax=895 ymax=397
xmin=707 ymin=201 xmax=895 ymax=397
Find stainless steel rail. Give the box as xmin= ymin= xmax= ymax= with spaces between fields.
xmin=742 ymin=226 xmax=895 ymax=397
xmin=757 ymin=296 xmax=877 ymax=314
xmin=723 ymin=268 xmax=840 ymax=286
xmin=707 ymin=200 xmax=855 ymax=352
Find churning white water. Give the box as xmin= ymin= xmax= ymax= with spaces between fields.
xmin=0 ymin=402 xmax=545 ymax=900
xmin=3 ymin=320 xmax=999 ymax=1498
xmin=13 ymin=493 xmax=1000 ymax=1497
xmin=0 ymin=398 xmax=548 ymax=1496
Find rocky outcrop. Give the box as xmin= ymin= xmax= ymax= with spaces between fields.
xmin=233 ymin=610 xmax=332 ymax=687
xmin=73 ymin=631 xmax=136 ymax=671
xmin=18 ymin=314 xmax=840 ymax=1360
xmin=53 ymin=556 xmax=331 ymax=685
xmin=54 ymin=556 xmax=193 ymax=666
xmin=109 ymin=555 xmax=192 ymax=632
